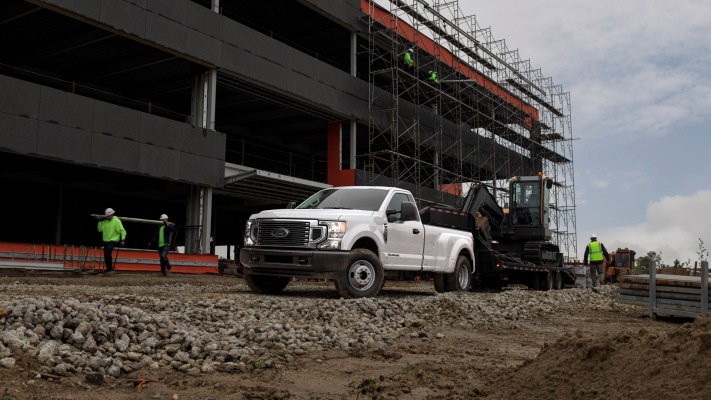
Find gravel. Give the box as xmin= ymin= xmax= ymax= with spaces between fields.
xmin=0 ymin=278 xmax=629 ymax=378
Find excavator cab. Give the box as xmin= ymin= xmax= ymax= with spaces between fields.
xmin=505 ymin=175 xmax=552 ymax=241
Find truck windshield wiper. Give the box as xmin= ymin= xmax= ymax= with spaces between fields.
xmin=323 ymin=207 xmax=352 ymax=209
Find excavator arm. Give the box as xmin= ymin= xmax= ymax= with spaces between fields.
xmin=461 ymin=184 xmax=505 ymax=228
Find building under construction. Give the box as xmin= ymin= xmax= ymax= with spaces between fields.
xmin=0 ymin=0 xmax=577 ymax=262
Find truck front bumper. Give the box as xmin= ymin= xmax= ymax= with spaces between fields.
xmin=239 ymin=247 xmax=351 ymax=279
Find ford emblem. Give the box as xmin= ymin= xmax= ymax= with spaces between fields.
xmin=271 ymin=228 xmax=290 ymax=238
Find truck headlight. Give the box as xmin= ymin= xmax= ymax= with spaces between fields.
xmin=244 ymin=220 xmax=255 ymax=246
xmin=318 ymin=221 xmax=345 ymax=250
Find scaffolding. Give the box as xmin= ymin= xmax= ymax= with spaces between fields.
xmin=364 ymin=0 xmax=577 ymax=258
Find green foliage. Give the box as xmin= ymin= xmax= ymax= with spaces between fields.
xmin=401 ymin=363 xmax=417 ymax=373
xmin=697 ymin=238 xmax=708 ymax=264
xmin=635 ymin=250 xmax=663 ymax=274
xmin=359 ymin=376 xmax=384 ymax=396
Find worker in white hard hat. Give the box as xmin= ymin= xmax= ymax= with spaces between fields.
xmin=403 ymin=47 xmax=414 ymax=69
xmin=97 ymin=208 xmax=127 ymax=274
xmin=149 ymin=213 xmax=177 ymax=276
xmin=583 ymin=234 xmax=609 ymax=292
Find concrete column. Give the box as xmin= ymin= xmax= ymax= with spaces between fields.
xmin=349 ymin=32 xmax=357 ymax=169
xmin=200 ymin=187 xmax=213 ymax=254
xmin=189 ymin=43 xmax=218 ymax=253
xmin=185 ymin=185 xmax=201 ymax=253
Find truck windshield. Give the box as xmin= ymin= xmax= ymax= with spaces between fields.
xmin=297 ymin=188 xmax=389 ymax=211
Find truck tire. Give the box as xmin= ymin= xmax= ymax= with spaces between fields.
xmin=244 ymin=274 xmax=291 ymax=294
xmin=334 ymin=249 xmax=384 ymax=299
xmin=446 ymin=256 xmax=472 ymax=292
xmin=434 ymin=256 xmax=472 ymax=293
xmin=434 ymin=274 xmax=447 ymax=293
xmin=545 ymin=270 xmax=555 ymax=291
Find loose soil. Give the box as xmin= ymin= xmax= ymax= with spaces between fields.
xmin=1 ymin=273 xmax=708 ymax=400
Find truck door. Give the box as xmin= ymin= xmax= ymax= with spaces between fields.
xmin=382 ymin=192 xmax=425 ymax=270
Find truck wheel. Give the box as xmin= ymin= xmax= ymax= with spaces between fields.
xmin=446 ymin=256 xmax=472 ymax=292
xmin=244 ymin=274 xmax=291 ymax=294
xmin=434 ymin=256 xmax=472 ymax=293
xmin=334 ymin=249 xmax=384 ymax=299
xmin=434 ymin=274 xmax=447 ymax=293
xmin=554 ymin=270 xmax=563 ymax=290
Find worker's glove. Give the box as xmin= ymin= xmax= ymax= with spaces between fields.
xmin=119 ymin=241 xmax=125 ymax=247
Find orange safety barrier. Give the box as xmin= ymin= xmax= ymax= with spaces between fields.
xmin=0 ymin=241 xmax=219 ymax=274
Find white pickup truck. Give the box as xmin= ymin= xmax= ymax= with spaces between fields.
xmin=239 ymin=186 xmax=475 ymax=298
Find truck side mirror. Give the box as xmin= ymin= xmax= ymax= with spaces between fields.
xmin=401 ymin=202 xmax=418 ymax=222
xmin=546 ymin=180 xmax=553 ymax=189
xmin=286 ymin=201 xmax=296 ymax=209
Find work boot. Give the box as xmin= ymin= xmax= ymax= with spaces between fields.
xmin=592 ymin=287 xmax=599 ymax=293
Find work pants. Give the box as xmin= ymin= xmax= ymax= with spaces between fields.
xmin=589 ymin=263 xmax=604 ymax=288
xmin=158 ymin=246 xmax=171 ymax=274
xmin=103 ymin=241 xmax=117 ymax=271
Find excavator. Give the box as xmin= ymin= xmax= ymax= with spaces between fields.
xmin=422 ymin=173 xmax=569 ymax=290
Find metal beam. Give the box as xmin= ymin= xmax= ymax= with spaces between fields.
xmin=75 ymin=52 xmax=178 ymax=82
xmin=12 ymin=29 xmax=116 ymax=65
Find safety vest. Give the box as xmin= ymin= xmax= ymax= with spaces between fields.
xmin=588 ymin=241 xmax=603 ymax=262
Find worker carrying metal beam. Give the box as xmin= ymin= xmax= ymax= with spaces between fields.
xmin=97 ymin=208 xmax=126 ymax=274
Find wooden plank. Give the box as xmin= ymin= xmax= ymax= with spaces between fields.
xmin=618 ymin=289 xmax=701 ymax=302
xmin=614 ymin=296 xmax=648 ymax=307
xmin=617 ymin=283 xmax=705 ymax=295
xmin=616 ymin=295 xmax=702 ymax=310
xmin=621 ymin=274 xmax=710 ymax=288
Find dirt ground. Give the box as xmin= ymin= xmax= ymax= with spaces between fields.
xmin=1 ymin=272 xmax=709 ymax=400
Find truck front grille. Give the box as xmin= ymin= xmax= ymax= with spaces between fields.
xmin=257 ymin=220 xmax=310 ymax=247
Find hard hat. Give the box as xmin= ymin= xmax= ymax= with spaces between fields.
xmin=590 ymin=234 xmax=597 ymax=240
xmin=408 ymin=47 xmax=413 ymax=51
xmin=160 ymin=214 xmax=169 ymax=221
xmin=428 ymin=70 xmax=433 ymax=74
xmin=104 ymin=208 xmax=115 ymax=217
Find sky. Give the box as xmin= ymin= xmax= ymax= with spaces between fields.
xmin=455 ymin=0 xmax=711 ymax=265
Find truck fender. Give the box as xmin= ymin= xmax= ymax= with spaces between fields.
xmin=440 ymin=235 xmax=475 ymax=274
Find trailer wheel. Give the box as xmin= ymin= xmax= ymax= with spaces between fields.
xmin=334 ymin=249 xmax=384 ymax=299
xmin=244 ymin=274 xmax=291 ymax=294
xmin=554 ymin=270 xmax=563 ymax=290
xmin=545 ymin=270 xmax=555 ymax=291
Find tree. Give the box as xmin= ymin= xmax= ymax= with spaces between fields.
xmin=697 ymin=238 xmax=708 ymax=264
xmin=635 ymin=251 xmax=663 ymax=274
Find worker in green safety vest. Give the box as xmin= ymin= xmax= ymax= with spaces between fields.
xmin=404 ymin=47 xmax=414 ymax=69
xmin=583 ymin=234 xmax=609 ymax=291
xmin=427 ymin=70 xmax=440 ymax=85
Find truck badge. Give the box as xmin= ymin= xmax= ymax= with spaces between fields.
xmin=271 ymin=228 xmax=290 ymax=238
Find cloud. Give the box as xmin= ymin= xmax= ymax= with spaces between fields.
xmin=461 ymin=1 xmax=711 ymax=143
xmin=599 ymin=190 xmax=711 ymax=265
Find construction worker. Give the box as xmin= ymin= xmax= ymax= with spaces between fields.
xmin=583 ymin=234 xmax=609 ymax=291
xmin=97 ymin=208 xmax=126 ymax=274
xmin=404 ymin=48 xmax=414 ymax=69
xmin=427 ymin=70 xmax=440 ymax=85
xmin=149 ymin=214 xmax=176 ymax=276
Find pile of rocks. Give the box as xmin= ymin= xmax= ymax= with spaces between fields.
xmin=0 ymin=281 xmax=625 ymax=378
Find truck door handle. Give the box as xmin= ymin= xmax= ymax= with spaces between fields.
xmin=413 ymin=229 xmax=420 ymax=234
